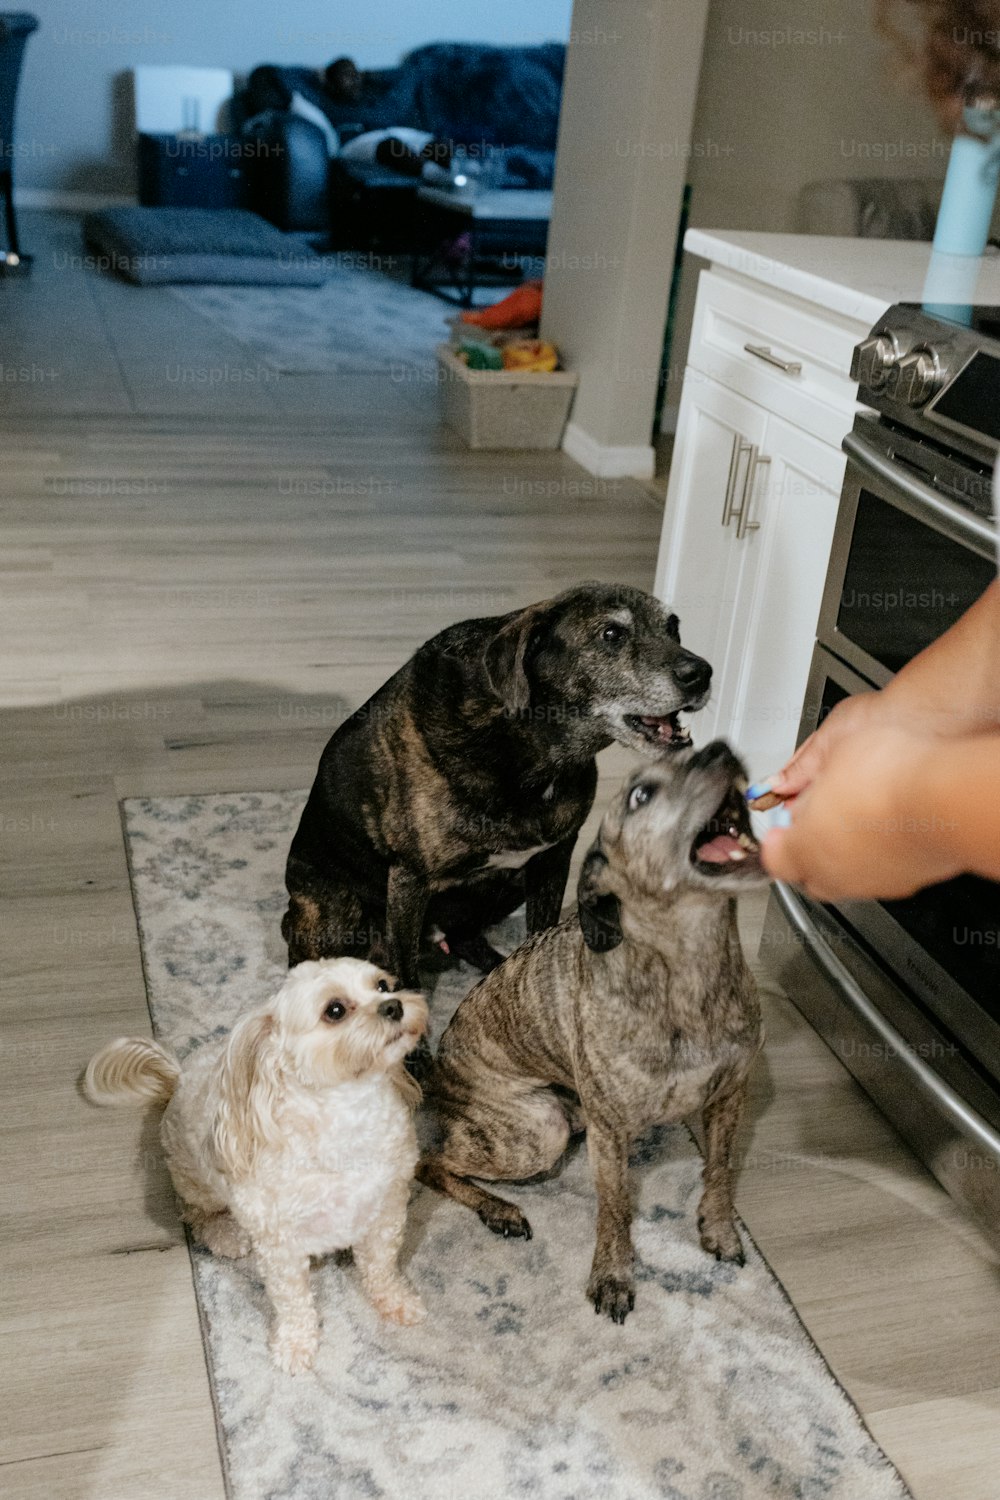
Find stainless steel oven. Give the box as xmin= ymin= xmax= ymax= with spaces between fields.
xmin=760 ymin=301 xmax=1000 ymax=1245
xmin=818 ymin=415 xmax=996 ymax=689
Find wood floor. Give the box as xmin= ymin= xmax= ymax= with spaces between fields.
xmin=3 ymin=214 xmax=1000 ymax=1500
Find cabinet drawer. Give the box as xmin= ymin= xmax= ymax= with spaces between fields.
xmin=688 ymin=269 xmax=867 ymax=447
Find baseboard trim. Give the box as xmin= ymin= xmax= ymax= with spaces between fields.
xmin=14 ymin=189 xmax=136 ymax=212
xmin=561 ymin=421 xmax=656 ymax=479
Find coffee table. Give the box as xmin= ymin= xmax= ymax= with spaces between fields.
xmin=412 ymin=186 xmax=552 ymax=307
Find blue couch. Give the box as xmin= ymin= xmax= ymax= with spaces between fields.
xmin=237 ymin=42 xmax=565 ymax=242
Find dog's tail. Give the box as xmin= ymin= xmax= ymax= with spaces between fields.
xmin=83 ymin=1037 xmax=180 ymax=1108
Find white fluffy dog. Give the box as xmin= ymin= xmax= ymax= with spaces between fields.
xmin=84 ymin=958 xmax=429 ymax=1373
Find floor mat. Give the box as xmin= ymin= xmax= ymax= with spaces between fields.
xmin=122 ymin=788 xmax=913 ymax=1500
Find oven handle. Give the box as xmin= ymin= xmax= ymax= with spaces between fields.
xmin=772 ymin=881 xmax=1000 ymax=1155
xmin=842 ymin=429 xmax=997 ymax=556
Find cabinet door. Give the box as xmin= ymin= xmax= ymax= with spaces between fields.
xmin=715 ymin=413 xmax=845 ymax=776
xmin=654 ymin=372 xmax=769 ymax=743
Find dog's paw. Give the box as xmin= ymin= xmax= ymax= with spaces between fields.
xmin=477 ymin=1201 xmax=532 ymax=1241
xmin=698 ymin=1215 xmax=745 ymax=1267
xmin=371 ymin=1284 xmax=427 ymax=1327
xmin=270 ymin=1326 xmax=319 ymax=1375
xmin=200 ymin=1214 xmax=251 ymax=1260
xmin=587 ymin=1273 xmax=635 ymax=1324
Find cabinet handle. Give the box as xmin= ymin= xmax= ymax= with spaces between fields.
xmin=744 ymin=342 xmax=802 ymax=376
xmin=736 ymin=451 xmax=769 ymax=539
xmin=721 ymin=434 xmax=753 ymax=528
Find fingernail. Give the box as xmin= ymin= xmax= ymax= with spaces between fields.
xmin=745 ymin=780 xmax=773 ymax=803
xmin=772 ymin=805 xmax=792 ymax=828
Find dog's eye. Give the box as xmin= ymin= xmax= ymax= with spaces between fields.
xmin=628 ymin=783 xmax=654 ymax=812
xmin=665 ymin=613 xmax=681 ymax=642
xmin=323 ymin=1001 xmax=347 ymax=1023
xmin=376 ymin=978 xmax=391 ymax=993
xmin=601 ymin=622 xmax=627 ymax=645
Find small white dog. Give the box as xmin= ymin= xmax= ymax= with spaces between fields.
xmin=84 ymin=958 xmax=429 ymax=1373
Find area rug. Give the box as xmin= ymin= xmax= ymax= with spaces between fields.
xmin=168 ymin=260 xmax=458 ymax=376
xmin=123 ymin=790 xmax=913 ymax=1500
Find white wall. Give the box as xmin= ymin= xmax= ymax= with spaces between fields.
xmin=663 ymin=0 xmax=949 ymax=420
xmin=687 ymin=0 xmax=947 ymax=233
xmin=15 ymin=0 xmax=573 ymax=195
xmin=541 ymin=0 xmax=711 ymax=473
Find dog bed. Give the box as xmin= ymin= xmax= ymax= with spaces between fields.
xmin=82 ymin=207 xmax=326 ymax=286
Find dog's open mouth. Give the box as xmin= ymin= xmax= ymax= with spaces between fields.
xmin=624 ymin=711 xmax=692 ymax=749
xmin=691 ymin=787 xmax=761 ymax=874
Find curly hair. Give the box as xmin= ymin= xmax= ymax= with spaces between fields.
xmin=876 ymin=0 xmax=1000 ymax=131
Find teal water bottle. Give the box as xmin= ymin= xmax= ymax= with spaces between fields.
xmin=921 ymin=250 xmax=980 ymax=323
xmin=933 ymin=101 xmax=1000 ymax=257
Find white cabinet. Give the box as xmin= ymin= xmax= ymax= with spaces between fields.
xmin=655 ymin=270 xmax=862 ymax=778
xmin=654 ymin=375 xmax=768 ymax=682
xmin=713 ymin=414 xmax=843 ymax=770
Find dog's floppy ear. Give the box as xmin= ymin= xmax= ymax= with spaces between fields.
xmin=577 ymin=841 xmax=623 ymax=953
xmin=388 ymin=1061 xmax=422 ymax=1112
xmin=211 ymin=1012 xmax=281 ymax=1179
xmin=483 ymin=604 xmax=547 ymax=714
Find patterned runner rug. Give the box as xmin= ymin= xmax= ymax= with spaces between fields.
xmin=169 ymin=262 xmax=455 ymax=376
xmin=123 ymin=789 xmax=912 ymax=1500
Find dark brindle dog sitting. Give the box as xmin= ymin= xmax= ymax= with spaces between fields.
xmin=282 ymin=584 xmax=711 ymax=991
xmin=420 ymin=741 xmax=767 ymax=1323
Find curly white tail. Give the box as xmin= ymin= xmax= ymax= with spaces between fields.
xmin=84 ymin=1036 xmax=180 ymax=1107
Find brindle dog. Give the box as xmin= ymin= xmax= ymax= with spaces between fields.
xmin=282 ymin=584 xmax=711 ymax=990
xmin=419 ymin=741 xmax=767 ymax=1323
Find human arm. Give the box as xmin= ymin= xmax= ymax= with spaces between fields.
xmin=755 ymin=580 xmax=1000 ymax=808
xmin=761 ymin=723 xmax=1000 ymax=900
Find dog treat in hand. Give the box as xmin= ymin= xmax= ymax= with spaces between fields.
xmin=745 ymin=779 xmax=784 ymax=812
xmin=746 ymin=781 xmax=792 ymax=828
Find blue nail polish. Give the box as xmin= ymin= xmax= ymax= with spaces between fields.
xmin=772 ymin=805 xmax=792 ymax=828
xmin=745 ymin=780 xmax=772 ymax=803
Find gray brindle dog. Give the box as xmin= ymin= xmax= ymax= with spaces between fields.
xmin=419 ymin=741 xmax=767 ymax=1323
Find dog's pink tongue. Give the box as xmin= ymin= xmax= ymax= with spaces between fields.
xmin=697 ymin=834 xmax=742 ymax=863
xmin=641 ymin=715 xmax=672 ymax=742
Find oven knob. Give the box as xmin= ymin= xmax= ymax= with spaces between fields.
xmin=851 ymin=333 xmax=898 ymax=388
xmin=890 ymin=348 xmax=942 ymax=406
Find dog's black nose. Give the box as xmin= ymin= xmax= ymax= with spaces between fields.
xmin=379 ymin=998 xmax=404 ymax=1022
xmin=690 ymin=739 xmax=745 ymax=777
xmin=673 ymin=650 xmax=712 ymax=697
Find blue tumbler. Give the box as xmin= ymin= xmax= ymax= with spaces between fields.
xmin=933 ymin=102 xmax=1000 ymax=257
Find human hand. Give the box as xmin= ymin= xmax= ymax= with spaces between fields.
xmin=760 ymin=722 xmax=963 ymax=901
xmin=748 ymin=693 xmax=883 ymax=811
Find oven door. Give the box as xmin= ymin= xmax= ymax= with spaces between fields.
xmin=817 ymin=424 xmax=997 ymax=685
xmin=796 ymin=644 xmax=1000 ymax=1089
